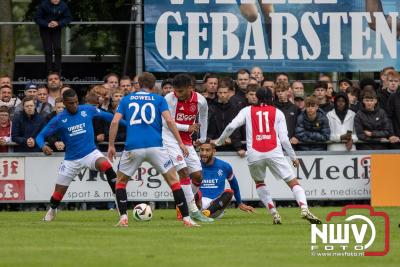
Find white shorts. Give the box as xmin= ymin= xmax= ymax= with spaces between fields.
xmin=164 ymin=142 xmax=202 ymax=174
xmin=201 ymin=197 xmax=225 ymax=219
xmin=248 ymin=157 xmax=295 ymax=183
xmin=57 ymin=149 xmax=105 ymax=186
xmin=118 ymin=147 xmax=173 ymax=177
xmin=201 ymin=197 xmax=213 ymax=210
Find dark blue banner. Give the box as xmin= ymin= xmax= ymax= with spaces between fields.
xmin=144 ymin=0 xmax=399 ymax=72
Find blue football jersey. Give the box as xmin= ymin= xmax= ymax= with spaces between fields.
xmin=36 ymin=105 xmax=114 ymax=160
xmin=200 ymin=158 xmax=235 ymax=200
xmin=117 ymin=91 xmax=168 ymax=150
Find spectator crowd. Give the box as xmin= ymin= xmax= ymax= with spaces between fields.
xmin=0 ymin=66 xmax=399 ymax=154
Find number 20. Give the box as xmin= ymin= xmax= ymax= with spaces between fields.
xmin=129 ymin=102 xmax=155 ymax=125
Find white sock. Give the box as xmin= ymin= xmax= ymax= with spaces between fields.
xmin=256 ymin=184 xmax=277 ymax=214
xmin=191 ymin=182 xmax=200 ymax=195
xmin=181 ymin=183 xmax=198 ymax=213
xmin=292 ymin=185 xmax=308 ymax=209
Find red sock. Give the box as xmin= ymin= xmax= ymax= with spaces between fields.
xmin=52 ymin=191 xmax=64 ymax=201
xmin=50 ymin=191 xmax=64 ymax=209
xmin=98 ymin=160 xmax=112 ymax=172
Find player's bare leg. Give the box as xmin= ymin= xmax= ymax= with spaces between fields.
xmin=255 ymin=181 xmax=281 ymax=224
xmin=202 ymin=189 xmax=234 ymax=219
xmin=177 ymin=168 xmax=213 ymax=223
xmin=194 ymin=190 xmax=202 ymax=210
xmin=43 ymin=184 xmax=68 ymax=221
xmin=114 ymin=171 xmax=130 ymax=227
xmin=240 ymin=2 xmax=274 ymax=51
xmin=239 ymin=3 xmax=258 ymax=23
xmin=259 ymin=1 xmax=274 ymax=51
xmin=95 ymin=157 xmax=118 ymax=213
xmin=163 ymin=167 xmax=199 ymax=227
xmin=365 ymin=0 xmax=400 ymax=38
xmin=95 ymin=157 xmax=117 ymax=194
xmin=286 ymin=179 xmax=321 ymax=224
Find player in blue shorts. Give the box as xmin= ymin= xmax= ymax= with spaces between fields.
xmin=195 ymin=140 xmax=255 ymax=218
xmin=108 ymin=72 xmax=198 ymax=227
xmin=36 ymin=89 xmax=122 ymax=221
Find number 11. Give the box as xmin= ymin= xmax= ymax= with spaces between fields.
xmin=256 ymin=111 xmax=269 ymax=133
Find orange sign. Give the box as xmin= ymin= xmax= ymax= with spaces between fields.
xmin=371 ymin=154 xmax=400 ymax=207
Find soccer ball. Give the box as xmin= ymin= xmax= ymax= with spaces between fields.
xmin=133 ymin=203 xmax=153 ymax=221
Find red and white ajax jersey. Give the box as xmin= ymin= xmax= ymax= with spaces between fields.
xmin=163 ymin=91 xmax=208 ymax=146
xmin=216 ymin=104 xmax=296 ymax=163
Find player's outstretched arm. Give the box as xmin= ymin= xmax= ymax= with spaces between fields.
xmin=239 ymin=202 xmax=256 ymax=213
xmin=93 ymin=107 xmax=127 ymax=127
xmin=228 ymin=175 xmax=255 ymax=213
xmin=36 ymin=117 xmax=60 ymax=155
xmin=162 ymin=110 xmax=189 ymax=157
xmin=108 ymin=113 xmax=122 ymax=162
xmin=215 ymin=109 xmax=246 ymax=146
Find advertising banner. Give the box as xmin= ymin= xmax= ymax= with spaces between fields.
xmin=11 ymin=153 xmax=372 ymax=202
xmin=144 ymin=0 xmax=400 ymax=72
xmin=0 ymin=158 xmax=25 ymax=201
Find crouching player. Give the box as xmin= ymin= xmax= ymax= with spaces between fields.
xmin=195 ymin=140 xmax=255 ymax=218
xmin=36 ymin=89 xmax=122 ymax=221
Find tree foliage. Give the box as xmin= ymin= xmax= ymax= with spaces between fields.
xmin=0 ymin=0 xmax=15 ymax=77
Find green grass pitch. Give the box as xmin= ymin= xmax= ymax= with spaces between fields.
xmin=0 ymin=207 xmax=398 ymax=267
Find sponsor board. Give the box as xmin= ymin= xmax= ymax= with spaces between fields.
xmin=3 ymin=154 xmax=371 ymax=202
xmin=0 ymin=158 xmax=25 ymax=201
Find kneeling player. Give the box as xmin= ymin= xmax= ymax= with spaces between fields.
xmin=36 ymin=89 xmax=121 ymax=221
xmin=195 ymin=141 xmax=255 ymax=218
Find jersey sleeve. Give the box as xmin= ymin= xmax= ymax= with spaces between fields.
xmin=35 ymin=116 xmax=60 ymax=149
xmin=225 ymin=163 xmax=242 ymax=204
xmin=176 ymin=123 xmax=190 ymax=132
xmin=100 ymin=108 xmax=122 ymax=123
xmin=215 ymin=108 xmax=246 ymax=146
xmin=87 ymin=104 xmax=119 ymax=123
xmin=276 ymin=110 xmax=297 ymax=160
xmin=198 ymin=94 xmax=208 ymax=143
xmin=85 ymin=103 xmax=126 ymax=127
xmin=159 ymin=96 xmax=169 ymax=113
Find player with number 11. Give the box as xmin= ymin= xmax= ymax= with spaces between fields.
xmin=213 ymin=88 xmax=321 ymax=225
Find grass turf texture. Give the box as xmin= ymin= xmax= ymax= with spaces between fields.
xmin=0 ymin=207 xmax=398 ymax=267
